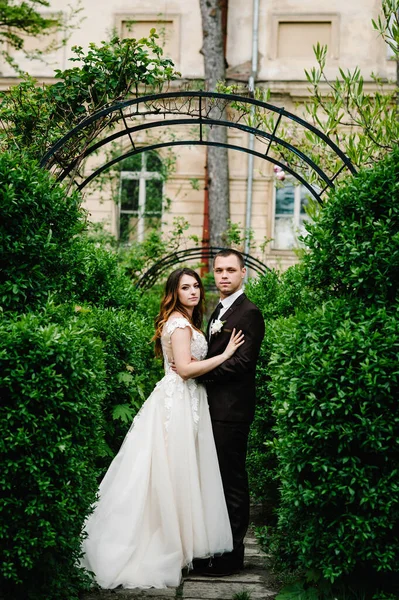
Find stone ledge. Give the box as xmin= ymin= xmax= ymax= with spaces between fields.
xmin=182 ymin=581 xmax=276 ymax=599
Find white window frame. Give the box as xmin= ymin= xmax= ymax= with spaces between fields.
xmin=385 ymin=12 xmax=398 ymax=60
xmin=118 ymin=152 xmax=163 ymax=243
xmin=272 ymin=181 xmax=313 ymax=250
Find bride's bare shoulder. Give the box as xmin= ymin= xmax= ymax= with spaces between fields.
xmin=165 ymin=313 xmax=192 ymax=336
xmin=168 ymin=312 xmax=188 ymax=321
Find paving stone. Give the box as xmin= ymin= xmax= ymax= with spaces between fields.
xmin=245 ymin=544 xmax=260 ymax=552
xmin=133 ymin=590 xmax=176 ymax=597
xmin=245 ymin=555 xmax=267 ymax=568
xmin=245 ymin=537 xmax=258 ymax=544
xmin=72 ymin=512 xmax=277 ymax=600
xmin=245 ymin=547 xmax=262 ymax=555
xmin=81 ymin=588 xmax=176 ymax=599
xmin=182 ymin=581 xmax=276 ymax=599
xmin=184 ymin=571 xmax=264 ymax=583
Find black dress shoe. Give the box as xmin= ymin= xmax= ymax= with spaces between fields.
xmin=191 ymin=557 xmax=211 ymax=573
xmin=201 ymin=557 xmax=243 ymax=577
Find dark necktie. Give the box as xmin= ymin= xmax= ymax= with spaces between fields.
xmin=212 ymin=302 xmax=223 ymax=322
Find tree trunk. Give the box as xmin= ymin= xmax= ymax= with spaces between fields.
xmin=199 ymin=0 xmax=230 ymax=247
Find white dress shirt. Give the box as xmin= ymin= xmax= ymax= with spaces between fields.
xmin=208 ymin=289 xmax=245 ymax=339
xmin=216 ymin=288 xmax=244 ymax=320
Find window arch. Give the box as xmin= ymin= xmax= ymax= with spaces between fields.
xmin=118 ymin=151 xmax=163 ymax=243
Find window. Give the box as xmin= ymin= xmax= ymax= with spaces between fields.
xmin=385 ymin=12 xmax=397 ymax=59
xmin=272 ymin=182 xmax=313 ymax=250
xmin=115 ymin=14 xmax=181 ymax=66
xmin=118 ymin=152 xmax=163 ymax=243
xmin=277 ymin=21 xmax=331 ymax=58
xmin=270 ymin=14 xmax=339 ymax=61
xmin=386 ymin=43 xmax=397 ymax=59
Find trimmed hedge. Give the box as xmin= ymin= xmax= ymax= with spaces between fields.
xmin=75 ymin=305 xmax=163 ymax=464
xmin=0 ymin=150 xmax=141 ymax=314
xmin=0 ymin=151 xmax=85 ymax=313
xmin=61 ymin=237 xmax=141 ymax=310
xmin=0 ymin=148 xmax=165 ymax=598
xmin=263 ymin=149 xmax=399 ymax=594
xmin=302 ymin=146 xmax=399 ymax=306
xmin=0 ymin=314 xmax=106 ymax=600
xmin=246 ymin=266 xmax=318 ymax=513
xmin=269 ymin=301 xmax=399 ymax=584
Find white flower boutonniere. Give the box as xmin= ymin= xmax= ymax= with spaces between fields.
xmin=210 ymin=319 xmax=225 ymax=336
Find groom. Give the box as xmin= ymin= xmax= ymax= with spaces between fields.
xmin=198 ymin=248 xmax=265 ymax=576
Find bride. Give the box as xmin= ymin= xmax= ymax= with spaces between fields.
xmin=81 ymin=267 xmax=244 ymax=589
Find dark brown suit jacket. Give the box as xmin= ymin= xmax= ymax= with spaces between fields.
xmin=198 ymin=294 xmax=265 ymax=423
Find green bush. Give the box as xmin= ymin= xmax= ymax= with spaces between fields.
xmin=0 ymin=313 xmax=106 ymax=600
xmin=0 ymin=148 xmax=166 ymax=596
xmin=302 ymin=146 xmax=399 ymax=306
xmin=0 ymin=150 xmax=85 ymax=313
xmin=0 ymin=150 xmax=145 ymax=314
xmin=62 ymin=236 xmax=140 ymax=310
xmin=246 ymin=266 xmax=318 ymax=512
xmin=269 ymin=300 xmax=399 ymax=587
xmin=251 ymin=150 xmax=399 ymax=597
xmin=77 ymin=305 xmax=163 ymax=464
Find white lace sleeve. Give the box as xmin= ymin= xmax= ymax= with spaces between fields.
xmin=166 ymin=318 xmax=192 ymax=336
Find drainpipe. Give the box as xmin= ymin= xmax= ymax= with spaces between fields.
xmin=244 ymin=0 xmax=260 ymax=268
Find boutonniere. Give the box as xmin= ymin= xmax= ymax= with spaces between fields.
xmin=210 ymin=319 xmax=225 ymax=336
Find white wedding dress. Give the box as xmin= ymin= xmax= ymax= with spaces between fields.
xmin=81 ymin=317 xmax=233 ymax=589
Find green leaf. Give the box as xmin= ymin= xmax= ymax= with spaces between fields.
xmin=276 ymin=582 xmax=319 ymax=600
xmin=112 ymin=403 xmax=134 ymax=423
xmin=117 ymin=371 xmax=134 ymax=386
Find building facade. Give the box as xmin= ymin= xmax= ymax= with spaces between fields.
xmin=0 ymin=0 xmax=394 ymax=269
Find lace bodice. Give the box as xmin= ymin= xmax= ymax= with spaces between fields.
xmin=132 ymin=318 xmax=208 ymax=434
xmin=161 ymin=317 xmax=208 ymax=372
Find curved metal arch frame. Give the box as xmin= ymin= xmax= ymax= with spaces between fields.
xmin=83 ymin=141 xmax=321 ymax=203
xmin=40 ymin=90 xmax=357 ymax=204
xmin=135 ymin=246 xmax=271 ymax=290
xmin=58 ymin=118 xmax=332 ymax=202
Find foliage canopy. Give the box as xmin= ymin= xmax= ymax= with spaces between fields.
xmin=0 ymin=0 xmax=61 ymax=51
xmin=0 ymin=31 xmax=180 ymax=175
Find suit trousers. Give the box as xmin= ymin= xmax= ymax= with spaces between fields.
xmin=211 ymin=420 xmax=250 ymax=566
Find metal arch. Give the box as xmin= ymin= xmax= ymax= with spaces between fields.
xmin=56 ymin=117 xmax=334 ymax=203
xmin=40 ymin=90 xmax=355 ymax=170
xmin=40 ymin=90 xmax=357 ymax=205
xmin=78 ymin=141 xmax=323 ymax=203
xmin=135 ymin=246 xmax=271 ymax=290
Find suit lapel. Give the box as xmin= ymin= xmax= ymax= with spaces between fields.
xmin=206 ymin=318 xmax=211 ymax=340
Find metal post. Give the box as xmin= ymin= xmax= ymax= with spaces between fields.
xmin=244 ymin=0 xmax=260 ymax=276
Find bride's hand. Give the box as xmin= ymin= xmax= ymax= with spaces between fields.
xmin=222 ymin=328 xmax=245 ymax=359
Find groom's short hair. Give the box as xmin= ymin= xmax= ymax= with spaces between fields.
xmin=213 ymin=248 xmax=245 ymax=269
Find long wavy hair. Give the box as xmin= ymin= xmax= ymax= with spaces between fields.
xmin=153 ymin=268 xmax=205 ymax=357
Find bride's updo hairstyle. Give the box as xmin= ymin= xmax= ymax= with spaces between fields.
xmin=153 ymin=268 xmax=205 ymax=357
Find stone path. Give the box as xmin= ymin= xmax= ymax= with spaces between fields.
xmin=81 ymin=518 xmax=279 ymax=600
